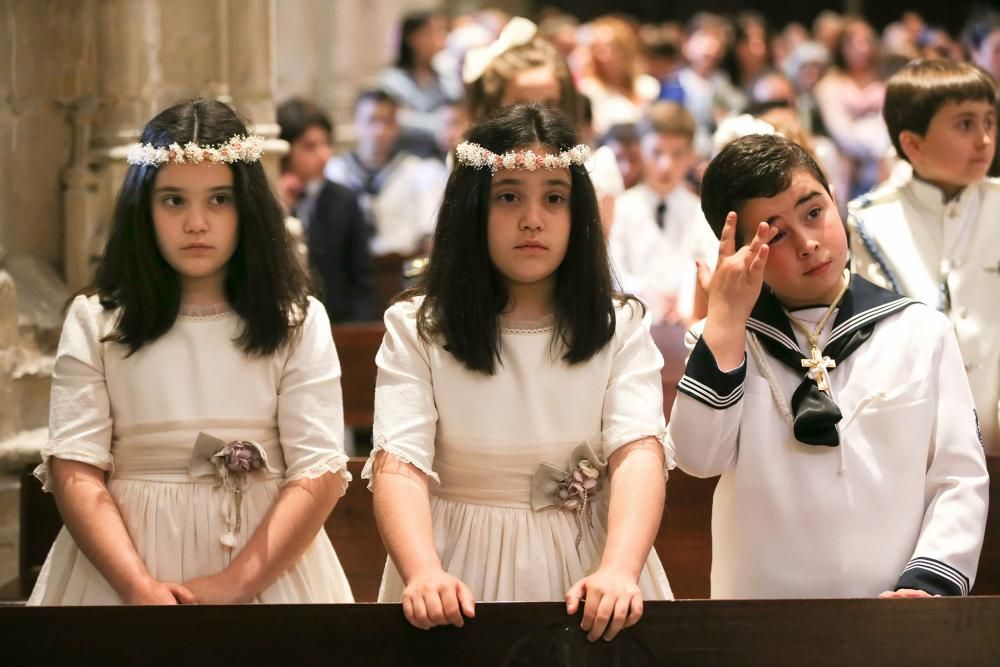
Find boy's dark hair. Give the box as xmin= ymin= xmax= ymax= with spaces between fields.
xmin=701 ymin=134 xmax=831 ymax=246
xmin=599 ymin=122 xmax=640 ymax=147
xmin=402 ymin=103 xmax=636 ymax=375
xmin=93 ymin=98 xmax=311 ymax=356
xmin=354 ymin=88 xmax=398 ymax=113
xmin=883 ymin=59 xmax=997 ymax=164
xmin=276 ymin=98 xmax=333 ymax=172
xmin=637 ymin=101 xmax=696 ymax=144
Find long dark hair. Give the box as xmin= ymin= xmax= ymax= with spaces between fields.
xmin=93 ymin=98 xmax=311 ymax=356
xmin=396 ymin=11 xmax=436 ymax=70
xmin=403 ymin=103 xmax=634 ymax=375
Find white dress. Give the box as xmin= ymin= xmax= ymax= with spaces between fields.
xmin=364 ymin=297 xmax=674 ymax=602
xmin=28 ymin=295 xmax=354 ymax=605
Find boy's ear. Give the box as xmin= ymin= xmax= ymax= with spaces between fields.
xmin=898 ymin=130 xmax=924 ymax=163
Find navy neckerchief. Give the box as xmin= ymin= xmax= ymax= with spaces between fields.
xmin=746 ymin=274 xmax=917 ymax=447
xmin=346 ymin=150 xmax=408 ymax=196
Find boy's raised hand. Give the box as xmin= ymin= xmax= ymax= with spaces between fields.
xmin=709 ymin=212 xmax=770 ymax=319
xmin=702 ymin=212 xmax=770 ymax=371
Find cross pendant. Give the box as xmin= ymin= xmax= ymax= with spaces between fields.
xmin=801 ymin=346 xmax=836 ymax=393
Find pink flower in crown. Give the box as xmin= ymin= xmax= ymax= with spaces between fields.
xmin=522 ymin=150 xmax=537 ymax=171
xmin=168 ymin=143 xmax=184 ymax=164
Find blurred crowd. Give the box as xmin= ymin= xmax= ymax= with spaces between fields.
xmin=275 ymin=5 xmax=1000 ymax=326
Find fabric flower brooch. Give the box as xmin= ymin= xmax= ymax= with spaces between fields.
xmin=188 ymin=432 xmax=279 ymax=548
xmin=531 ymin=442 xmax=609 ymax=548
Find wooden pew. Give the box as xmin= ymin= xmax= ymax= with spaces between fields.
xmin=5 ymin=314 xmax=1000 ymax=603
xmin=6 ymin=455 xmax=1000 ymax=603
xmin=650 ymin=321 xmax=687 ymax=420
xmin=332 ymin=322 xmax=386 ymax=427
xmin=2 ymin=598 xmax=999 ymax=665
xmin=372 ymin=252 xmax=406 ymax=315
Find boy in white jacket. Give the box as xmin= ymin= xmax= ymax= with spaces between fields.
xmin=668 ymin=133 xmax=989 ymax=599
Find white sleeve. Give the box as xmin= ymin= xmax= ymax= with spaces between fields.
xmin=666 ymin=326 xmax=746 ymax=478
xmin=608 ymin=200 xmax=643 ymax=295
xmin=363 ymin=300 xmax=440 ymax=490
xmin=35 ymin=296 xmax=114 ymax=492
xmin=894 ymin=320 xmax=989 ymax=596
xmin=277 ymin=298 xmax=351 ymax=492
xmin=601 ymin=302 xmax=669 ymax=467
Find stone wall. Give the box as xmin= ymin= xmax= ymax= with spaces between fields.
xmin=0 ymin=0 xmax=98 ymax=267
xmin=272 ymin=0 xmax=529 ymax=137
xmin=0 ymin=0 xmax=287 ymax=594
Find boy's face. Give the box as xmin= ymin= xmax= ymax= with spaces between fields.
xmin=608 ymin=138 xmax=643 ymax=189
xmin=683 ymin=29 xmax=723 ymax=76
xmin=436 ymin=105 xmax=468 ymax=156
xmin=903 ymin=99 xmax=997 ymax=187
xmin=354 ymin=99 xmax=399 ymax=166
xmin=737 ymin=170 xmax=848 ymax=309
xmin=287 ymin=124 xmax=332 ymax=182
xmin=640 ymin=132 xmax=694 ymax=195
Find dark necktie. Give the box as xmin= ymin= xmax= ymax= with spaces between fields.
xmin=655 ymin=201 xmax=667 ymax=230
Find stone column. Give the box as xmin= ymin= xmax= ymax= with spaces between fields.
xmin=0 ymin=0 xmax=98 ymax=267
xmin=61 ymin=0 xmax=285 ymax=290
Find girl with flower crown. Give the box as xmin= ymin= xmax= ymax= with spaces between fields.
xmin=463 ymin=17 xmax=624 ymax=234
xmin=366 ymin=103 xmax=672 ymax=641
xmin=28 ymin=98 xmax=353 ymax=605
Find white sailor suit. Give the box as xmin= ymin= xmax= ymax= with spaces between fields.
xmin=848 ymin=175 xmax=1000 ymax=454
xmin=667 ymin=275 xmax=989 ymax=598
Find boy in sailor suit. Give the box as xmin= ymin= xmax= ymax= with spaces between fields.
xmin=668 ymin=134 xmax=989 ymax=599
xmin=848 ymin=60 xmax=1000 ymax=454
xmin=325 ymin=89 xmax=441 ymax=258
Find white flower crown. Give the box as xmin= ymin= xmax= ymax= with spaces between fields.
xmin=455 ymin=141 xmax=591 ymax=173
xmin=125 ymin=134 xmax=266 ymax=167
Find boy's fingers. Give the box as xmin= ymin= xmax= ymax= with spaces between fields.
xmin=746 ymin=221 xmax=769 ymax=258
xmin=718 ymin=212 xmax=737 ymax=258
xmin=749 ymin=244 xmax=769 ymax=275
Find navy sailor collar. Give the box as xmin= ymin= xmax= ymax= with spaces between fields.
xmin=746 ymin=273 xmax=917 ymax=358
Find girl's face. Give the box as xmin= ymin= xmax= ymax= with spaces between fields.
xmin=408 ymin=16 xmax=447 ymax=64
xmin=736 ymin=24 xmax=769 ymax=74
xmin=841 ymin=23 xmax=876 ymax=72
xmin=487 ymin=151 xmax=572 ymax=298
xmin=152 ymin=162 xmax=238 ymax=302
xmin=501 ymin=66 xmax=562 ymax=109
xmin=287 ymin=124 xmax=332 ymax=182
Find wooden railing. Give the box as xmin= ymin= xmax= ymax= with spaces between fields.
xmin=2 ymin=597 xmax=998 ymax=665
xmin=4 ymin=317 xmax=1000 ymax=603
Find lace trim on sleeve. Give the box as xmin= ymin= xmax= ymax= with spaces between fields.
xmin=361 ymin=435 xmax=440 ymax=492
xmin=34 ymin=442 xmax=115 ymax=493
xmin=284 ymin=456 xmax=352 ymax=496
xmin=604 ymin=428 xmax=676 ymax=477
